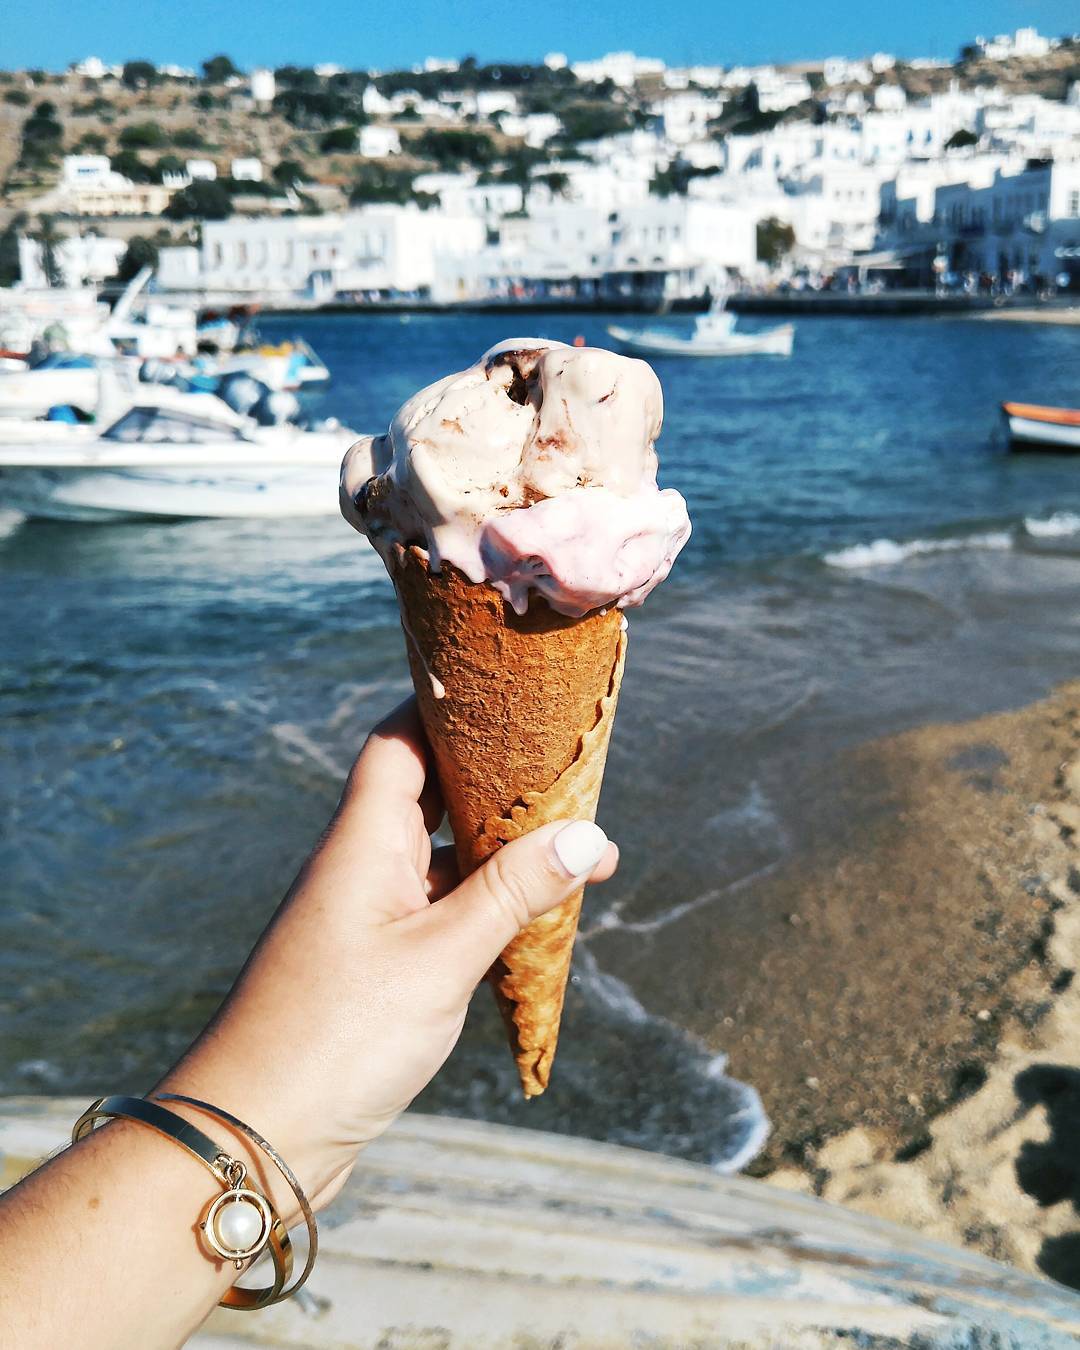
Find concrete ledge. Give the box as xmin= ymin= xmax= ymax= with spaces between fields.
xmin=3 ymin=1098 xmax=1079 ymax=1347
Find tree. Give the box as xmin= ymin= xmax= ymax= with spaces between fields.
xmin=945 ymin=127 xmax=978 ymax=150
xmin=111 ymin=150 xmax=158 ymax=183
xmin=756 ymin=217 xmax=796 ymax=266
xmin=272 ymin=159 xmax=305 ymax=187
xmin=119 ymin=121 xmax=168 ymax=149
xmin=536 ymin=170 xmax=570 ymax=198
xmin=319 ymin=125 xmax=358 ymax=153
xmin=113 ymin=234 xmax=160 ymax=283
xmin=348 ymin=162 xmax=417 ymax=205
xmin=3 ymin=88 xmax=30 ymax=106
xmin=155 ymin=153 xmax=186 ymax=178
xmin=0 ymin=212 xmax=27 ymax=287
xmin=405 ymin=127 xmax=497 ymax=169
xmin=202 ymin=54 xmax=240 ymax=84
xmin=29 ymin=215 xmax=64 ymax=287
xmin=498 ymin=144 xmax=545 ymax=212
xmin=121 ymin=60 xmax=158 ymax=89
xmin=75 ymin=131 xmax=107 ymax=153
xmin=17 ymin=102 xmax=64 ymax=168
xmin=556 ymin=102 xmax=632 ymax=143
xmin=171 ymin=126 xmax=208 ymax=149
xmin=164 ymin=179 xmax=232 ymax=220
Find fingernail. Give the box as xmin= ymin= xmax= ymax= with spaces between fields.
xmin=552 ymin=820 xmax=609 ymax=878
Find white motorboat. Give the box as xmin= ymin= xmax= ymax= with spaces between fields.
xmin=607 ymin=308 xmax=794 ymax=358
xmin=203 ymin=338 xmax=331 ymax=390
xmin=0 ymin=389 xmax=356 ymax=521
xmin=0 ymin=352 xmax=144 ymax=419
xmin=1001 ymin=401 xmax=1080 ymax=452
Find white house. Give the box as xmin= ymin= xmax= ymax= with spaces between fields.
xmin=571 ymin=52 xmax=665 ymax=88
xmin=231 ymin=158 xmax=264 ymax=182
xmin=158 ymin=207 xmax=485 ymax=300
xmin=186 ymin=159 xmax=218 ymax=181
xmin=755 ymin=71 xmax=813 ymax=112
xmin=654 ymin=91 xmax=725 ymax=145
xmin=18 ymin=232 xmax=126 ymax=288
xmin=823 ymin=58 xmax=872 ymax=87
xmin=358 ymin=126 xmax=402 ymax=158
xmin=250 ymin=68 xmax=276 ymax=108
xmin=975 ymin=28 xmax=1052 ymax=61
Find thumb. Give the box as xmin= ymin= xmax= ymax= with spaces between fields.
xmin=419 ymin=820 xmax=616 ymax=988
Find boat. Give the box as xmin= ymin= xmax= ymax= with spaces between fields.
xmin=0 ymin=387 xmax=356 ymax=521
xmin=206 ymin=338 xmax=331 ymax=390
xmin=0 ymin=352 xmax=142 ymax=419
xmin=1001 ymin=401 xmax=1080 ymax=451
xmin=607 ymin=307 xmax=794 ymax=358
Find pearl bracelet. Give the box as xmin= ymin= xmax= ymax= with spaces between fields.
xmin=72 ymin=1095 xmax=292 ymax=1311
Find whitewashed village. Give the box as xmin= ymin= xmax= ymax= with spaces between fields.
xmin=1 ymin=27 xmax=1079 ymax=309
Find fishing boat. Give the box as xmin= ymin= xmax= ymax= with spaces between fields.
xmin=0 ymin=387 xmax=356 ymax=521
xmin=607 ymin=307 xmax=794 ymax=359
xmin=209 ymin=338 xmax=331 ymax=390
xmin=1001 ymin=401 xmax=1080 ymax=451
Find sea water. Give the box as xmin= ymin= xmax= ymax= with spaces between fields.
xmin=2 ymin=313 xmax=1080 ymax=1167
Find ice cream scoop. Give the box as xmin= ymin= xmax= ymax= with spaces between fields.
xmin=341 ymin=339 xmax=690 ymax=618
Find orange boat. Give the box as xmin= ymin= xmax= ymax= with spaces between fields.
xmin=1001 ymin=401 xmax=1080 ymax=451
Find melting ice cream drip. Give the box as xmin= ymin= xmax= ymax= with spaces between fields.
xmin=339 ymin=339 xmax=691 ymax=617
xmin=396 ymin=599 xmax=446 ymax=700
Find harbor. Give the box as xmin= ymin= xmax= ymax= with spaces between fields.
xmin=2 ymin=14 xmax=1080 ymax=1346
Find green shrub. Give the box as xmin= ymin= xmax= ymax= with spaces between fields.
xmin=3 ymin=88 xmax=30 ymax=106
xmin=119 ymin=122 xmax=168 ymax=149
xmin=319 ymin=125 xmax=357 ymax=152
xmin=164 ymin=179 xmax=232 ymax=219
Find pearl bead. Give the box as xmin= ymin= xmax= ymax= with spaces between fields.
xmin=214 ymin=1197 xmax=264 ymax=1253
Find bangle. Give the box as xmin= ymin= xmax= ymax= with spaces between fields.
xmin=153 ymin=1092 xmax=319 ymax=1303
xmin=72 ymin=1095 xmax=292 ymax=1311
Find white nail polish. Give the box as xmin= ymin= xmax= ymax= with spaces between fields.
xmin=552 ymin=820 xmax=609 ymax=878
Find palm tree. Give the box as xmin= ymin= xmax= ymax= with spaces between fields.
xmin=29 ymin=214 xmax=64 ymax=288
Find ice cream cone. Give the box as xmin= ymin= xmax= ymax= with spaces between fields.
xmin=390 ymin=543 xmax=627 ymax=1097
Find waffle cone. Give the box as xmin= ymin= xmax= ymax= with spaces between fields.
xmin=389 ymin=544 xmax=627 ymax=1097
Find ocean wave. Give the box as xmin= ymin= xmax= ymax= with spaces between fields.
xmin=824 ymin=531 xmax=1013 ymax=570
xmin=1024 ymin=512 xmax=1080 ymax=539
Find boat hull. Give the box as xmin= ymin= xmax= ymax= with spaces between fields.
xmin=607 ymin=323 xmax=794 ymax=358
xmin=0 ymin=463 xmax=343 ymax=520
xmin=1002 ymin=402 xmax=1080 ymax=452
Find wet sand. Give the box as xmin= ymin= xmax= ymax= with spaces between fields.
xmin=593 ymin=680 xmax=1080 ymax=1286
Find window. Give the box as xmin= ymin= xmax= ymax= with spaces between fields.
xmin=236 ymin=242 xmax=248 ymax=266
xmin=1069 ymin=190 xmax=1080 ymax=219
xmin=103 ymin=408 xmax=245 ymax=444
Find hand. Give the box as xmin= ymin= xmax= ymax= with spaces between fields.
xmin=159 ymin=698 xmax=618 ymax=1211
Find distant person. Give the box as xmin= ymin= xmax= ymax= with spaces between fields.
xmin=0 ymin=700 xmax=618 ymax=1347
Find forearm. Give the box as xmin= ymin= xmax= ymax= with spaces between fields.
xmin=0 ymin=1118 xmax=242 ymax=1350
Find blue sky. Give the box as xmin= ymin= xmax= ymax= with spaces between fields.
xmin=2 ymin=0 xmax=1076 ymax=72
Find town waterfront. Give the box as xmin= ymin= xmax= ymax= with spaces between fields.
xmin=2 ymin=312 xmax=1080 ymax=1172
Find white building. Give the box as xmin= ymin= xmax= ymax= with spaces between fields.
xmin=975 ymin=28 xmax=1052 ymax=61
xmin=231 ymin=158 xmax=264 ymax=183
xmin=873 ymin=84 xmax=907 ymax=113
xmin=46 ymin=155 xmax=174 ymax=215
xmin=358 ymin=125 xmax=401 ymax=158
xmin=434 ymin=197 xmax=757 ymax=302
xmin=498 ymin=112 xmax=560 ymax=148
xmin=158 ymin=207 xmax=485 ymax=300
xmin=70 ymin=56 xmax=114 ymax=80
xmin=755 ymin=70 xmax=813 ymax=112
xmin=823 ymin=58 xmax=872 ymax=87
xmin=571 ymin=52 xmax=665 ymax=88
xmin=654 ymin=90 xmax=725 ymax=145
xmin=877 ymin=158 xmax=1080 ymax=286
xmin=544 ymin=52 xmax=568 ymax=71
xmin=250 ymin=68 xmax=276 ymax=108
xmin=18 ymin=232 xmax=126 ymax=288
xmin=187 ymin=159 xmax=218 ymax=181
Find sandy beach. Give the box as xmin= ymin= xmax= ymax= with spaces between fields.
xmin=745 ymin=684 xmax=1080 ymax=1291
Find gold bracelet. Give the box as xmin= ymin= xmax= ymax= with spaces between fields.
xmin=153 ymin=1092 xmax=319 ymax=1303
xmin=72 ymin=1096 xmax=292 ymax=1311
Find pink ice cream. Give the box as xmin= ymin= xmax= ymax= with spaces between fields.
xmin=340 ymin=339 xmax=690 ymax=618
